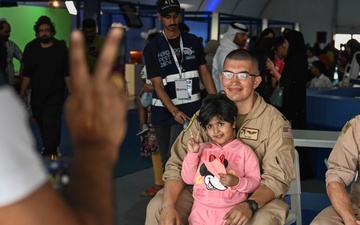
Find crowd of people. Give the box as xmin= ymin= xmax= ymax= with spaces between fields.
xmin=137 ymin=1 xmax=359 ymax=225
xmin=0 ymin=0 xmax=359 ymax=224
xmin=0 ymin=22 xmax=128 ymax=225
xmin=0 ymin=16 xmax=108 ymax=160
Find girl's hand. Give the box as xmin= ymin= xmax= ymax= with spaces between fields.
xmin=187 ymin=129 xmax=200 ymax=153
xmin=219 ymin=173 xmax=239 ymax=187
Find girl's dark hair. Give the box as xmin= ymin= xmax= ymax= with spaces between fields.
xmin=198 ymin=93 xmax=237 ymax=129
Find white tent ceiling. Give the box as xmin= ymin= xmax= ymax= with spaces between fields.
xmin=13 ymin=0 xmax=360 ymax=45
xmin=111 ymin=0 xmax=360 ymax=45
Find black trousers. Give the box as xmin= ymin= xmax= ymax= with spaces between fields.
xmin=31 ymin=104 xmax=63 ymax=154
xmin=153 ymin=124 xmax=183 ymax=171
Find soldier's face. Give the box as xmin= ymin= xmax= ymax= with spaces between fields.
xmin=221 ymin=59 xmax=261 ymax=104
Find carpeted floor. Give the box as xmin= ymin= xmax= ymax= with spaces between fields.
xmin=114 ymin=109 xmax=152 ymax=177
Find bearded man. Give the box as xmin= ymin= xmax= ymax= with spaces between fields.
xmin=20 ymin=16 xmax=70 ymax=160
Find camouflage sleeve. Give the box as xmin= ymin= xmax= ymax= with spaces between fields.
xmin=163 ymin=112 xmax=210 ymax=182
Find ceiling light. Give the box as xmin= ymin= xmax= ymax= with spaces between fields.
xmin=48 ymin=1 xmax=60 ymax=8
xmin=65 ymin=1 xmax=77 ymax=15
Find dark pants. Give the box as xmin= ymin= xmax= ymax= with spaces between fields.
xmin=31 ymin=104 xmax=63 ymax=154
xmin=153 ymin=124 xmax=183 ymax=170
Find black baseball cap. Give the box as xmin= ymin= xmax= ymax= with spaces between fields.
xmin=157 ymin=0 xmax=180 ymax=17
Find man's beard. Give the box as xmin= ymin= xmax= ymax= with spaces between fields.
xmin=85 ymin=36 xmax=95 ymax=43
xmin=0 ymin=35 xmax=7 ymax=42
xmin=4 ymin=37 xmax=8 ymax=42
xmin=39 ymin=35 xmax=52 ymax=44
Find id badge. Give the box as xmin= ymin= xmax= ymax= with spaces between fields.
xmin=175 ymin=79 xmax=191 ymax=100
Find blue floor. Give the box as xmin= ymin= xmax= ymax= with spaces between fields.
xmin=301 ymin=192 xmax=331 ymax=224
xmin=114 ymin=109 xmax=152 ymax=177
xmin=30 ymin=109 xmax=152 ymax=178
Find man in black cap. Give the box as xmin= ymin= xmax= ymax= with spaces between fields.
xmin=144 ymin=0 xmax=216 ymax=220
xmin=157 ymin=0 xmax=181 ymax=16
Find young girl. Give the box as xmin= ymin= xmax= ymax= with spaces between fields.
xmin=181 ymin=93 xmax=261 ymax=225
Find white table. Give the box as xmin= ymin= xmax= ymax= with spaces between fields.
xmin=292 ymin=129 xmax=340 ymax=148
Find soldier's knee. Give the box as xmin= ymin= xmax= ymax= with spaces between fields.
xmin=145 ymin=191 xmax=163 ymax=225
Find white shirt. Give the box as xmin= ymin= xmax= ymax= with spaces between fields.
xmin=309 ymin=74 xmax=333 ymax=88
xmin=140 ymin=66 xmax=152 ymax=85
xmin=5 ymin=40 xmax=22 ymax=85
xmin=0 ymin=85 xmax=47 ymax=207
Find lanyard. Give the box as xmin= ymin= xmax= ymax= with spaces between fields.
xmin=162 ymin=31 xmax=184 ymax=79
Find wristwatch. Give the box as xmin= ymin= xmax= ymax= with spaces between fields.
xmin=246 ymin=199 xmax=259 ymax=214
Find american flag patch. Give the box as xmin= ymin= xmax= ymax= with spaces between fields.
xmin=341 ymin=121 xmax=351 ymax=134
xmin=283 ymin=126 xmax=292 ymax=138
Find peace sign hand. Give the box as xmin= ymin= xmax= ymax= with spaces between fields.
xmin=187 ymin=129 xmax=201 ymax=153
xmin=66 ymin=27 xmax=127 ymax=162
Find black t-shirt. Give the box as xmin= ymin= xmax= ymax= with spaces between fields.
xmin=22 ymin=39 xmax=69 ymax=106
xmin=144 ymin=34 xmax=206 ymax=79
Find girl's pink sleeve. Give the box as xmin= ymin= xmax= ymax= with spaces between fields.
xmin=181 ymin=152 xmax=200 ymax=185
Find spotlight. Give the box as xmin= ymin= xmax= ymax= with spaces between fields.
xmin=48 ymin=1 xmax=60 ymax=8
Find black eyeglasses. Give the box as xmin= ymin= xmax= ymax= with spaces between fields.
xmin=221 ymin=71 xmax=258 ymax=80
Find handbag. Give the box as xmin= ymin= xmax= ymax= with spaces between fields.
xmin=270 ymin=83 xmax=283 ymax=107
xmin=141 ymin=91 xmax=152 ymax=107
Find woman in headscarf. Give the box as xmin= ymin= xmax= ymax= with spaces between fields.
xmin=346 ymin=39 xmax=360 ymax=65
xmin=279 ymin=30 xmax=308 ymax=129
xmin=249 ymin=27 xmax=275 ymax=53
xmin=253 ymin=37 xmax=275 ymax=102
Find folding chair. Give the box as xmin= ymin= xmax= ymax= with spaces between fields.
xmin=285 ymin=149 xmax=302 ymax=225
